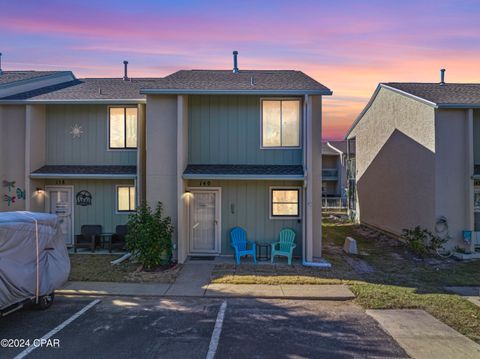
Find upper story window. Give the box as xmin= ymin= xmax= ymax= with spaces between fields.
xmin=109 ymin=107 xmax=137 ymax=149
xmin=261 ymin=99 xmax=301 ymax=148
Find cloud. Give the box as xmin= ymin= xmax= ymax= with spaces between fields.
xmin=1 ymin=0 xmax=480 ymax=139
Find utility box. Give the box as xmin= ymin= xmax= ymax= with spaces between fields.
xmin=343 ymin=236 xmax=358 ymax=255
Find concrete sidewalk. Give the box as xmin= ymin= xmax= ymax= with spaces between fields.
xmin=367 ymin=309 xmax=480 ymax=359
xmin=58 ymin=281 xmax=355 ymax=300
xmin=59 ymin=260 xmax=355 ymax=300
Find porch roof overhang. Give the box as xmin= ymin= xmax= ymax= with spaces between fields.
xmin=30 ymin=165 xmax=137 ymax=179
xmin=182 ymin=164 xmax=305 ymax=180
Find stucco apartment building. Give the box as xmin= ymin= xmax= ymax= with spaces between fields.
xmin=346 ymin=74 xmax=480 ymax=251
xmin=321 ymin=141 xmax=350 ymax=209
xmin=0 ymin=55 xmax=332 ymax=264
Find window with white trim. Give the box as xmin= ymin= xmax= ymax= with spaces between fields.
xmin=261 ymin=99 xmax=300 ymax=148
xmin=270 ymin=188 xmax=300 ymax=218
xmin=109 ymin=107 xmax=138 ymax=149
xmin=117 ymin=186 xmax=136 ymax=212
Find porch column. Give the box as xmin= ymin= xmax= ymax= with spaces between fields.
xmin=305 ymin=95 xmax=323 ymax=261
xmin=177 ymin=95 xmax=189 ymax=263
xmin=466 ymin=108 xmax=475 ymax=252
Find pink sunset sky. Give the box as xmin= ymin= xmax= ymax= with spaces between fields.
xmin=1 ymin=0 xmax=479 ymax=139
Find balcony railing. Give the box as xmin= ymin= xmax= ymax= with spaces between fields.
xmin=322 ymin=197 xmax=347 ymax=209
xmin=322 ymin=168 xmax=338 ymax=179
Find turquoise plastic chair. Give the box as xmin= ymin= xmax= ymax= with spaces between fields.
xmin=230 ymin=227 xmax=256 ymax=264
xmin=271 ymin=228 xmax=296 ymax=265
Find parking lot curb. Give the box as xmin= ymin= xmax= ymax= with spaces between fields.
xmin=57 ymin=282 xmax=356 ymax=300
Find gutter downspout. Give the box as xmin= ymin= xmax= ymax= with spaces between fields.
xmin=467 ymin=109 xmax=475 ymax=253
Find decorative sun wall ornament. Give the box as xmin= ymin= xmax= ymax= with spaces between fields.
xmin=70 ymin=124 xmax=84 ymax=138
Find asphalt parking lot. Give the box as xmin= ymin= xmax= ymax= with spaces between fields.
xmin=0 ymin=295 xmax=407 ymax=359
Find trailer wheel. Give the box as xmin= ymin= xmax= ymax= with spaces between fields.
xmin=37 ymin=293 xmax=55 ymax=310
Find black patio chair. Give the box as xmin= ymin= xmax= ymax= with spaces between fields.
xmin=74 ymin=225 xmax=102 ymax=253
xmin=109 ymin=225 xmax=128 ymax=253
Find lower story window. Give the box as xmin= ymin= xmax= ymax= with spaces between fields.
xmin=117 ymin=185 xmax=136 ymax=212
xmin=271 ymin=188 xmax=300 ymax=218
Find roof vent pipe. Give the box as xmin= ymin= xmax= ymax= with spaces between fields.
xmin=440 ymin=68 xmax=445 ymax=85
xmin=233 ymin=51 xmax=239 ymax=74
xmin=123 ymin=60 xmax=129 ymax=81
xmin=0 ymin=53 xmax=3 ymax=75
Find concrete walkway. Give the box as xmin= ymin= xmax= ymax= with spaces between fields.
xmin=367 ymin=309 xmax=480 ymax=359
xmin=165 ymin=262 xmax=214 ymax=296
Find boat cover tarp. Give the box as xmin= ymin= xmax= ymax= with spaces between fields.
xmin=0 ymin=211 xmax=70 ymax=309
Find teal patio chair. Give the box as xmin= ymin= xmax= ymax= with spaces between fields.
xmin=230 ymin=227 xmax=256 ymax=264
xmin=271 ymin=228 xmax=296 ymax=265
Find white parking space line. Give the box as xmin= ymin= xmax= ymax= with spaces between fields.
xmin=206 ymin=300 xmax=227 ymax=359
xmin=14 ymin=299 xmax=101 ymax=359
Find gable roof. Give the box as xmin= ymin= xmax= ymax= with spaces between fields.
xmin=0 ymin=70 xmax=77 ymax=100
xmin=0 ymin=78 xmax=161 ymax=103
xmin=0 ymin=71 xmax=68 ymax=85
xmin=345 ymin=82 xmax=480 ymax=139
xmin=0 ymin=69 xmax=331 ymax=103
xmin=384 ymin=83 xmax=480 ymax=107
xmin=141 ymin=70 xmax=332 ymax=95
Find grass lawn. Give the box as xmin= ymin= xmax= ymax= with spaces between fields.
xmin=211 ymin=218 xmax=480 ymax=343
xmin=69 ymin=254 xmax=181 ymax=283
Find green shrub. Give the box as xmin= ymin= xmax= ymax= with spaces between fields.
xmin=126 ymin=202 xmax=174 ymax=270
xmin=401 ymin=226 xmax=446 ymax=257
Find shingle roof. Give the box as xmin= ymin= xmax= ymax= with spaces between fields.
xmin=183 ymin=164 xmax=304 ymax=178
xmin=0 ymin=71 xmax=65 ymax=85
xmin=1 ymin=69 xmax=331 ymax=101
xmin=1 ymin=78 xmax=159 ymax=101
xmin=384 ymin=83 xmax=480 ymax=106
xmin=141 ymin=70 xmax=332 ymax=94
xmin=31 ymin=165 xmax=136 ymax=177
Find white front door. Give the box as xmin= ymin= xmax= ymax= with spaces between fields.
xmin=189 ymin=189 xmax=221 ymax=254
xmin=46 ymin=186 xmax=74 ymax=246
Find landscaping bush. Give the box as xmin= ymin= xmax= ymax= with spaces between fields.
xmin=401 ymin=226 xmax=446 ymax=257
xmin=126 ymin=202 xmax=174 ymax=270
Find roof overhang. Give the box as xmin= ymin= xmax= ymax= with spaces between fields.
xmin=30 ymin=173 xmax=136 ymax=179
xmin=0 ymin=71 xmax=75 ymax=90
xmin=0 ymin=99 xmax=145 ymax=105
xmin=140 ymin=89 xmax=332 ymax=96
xmin=182 ymin=173 xmax=304 ymax=180
xmin=437 ymin=104 xmax=480 ymax=109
